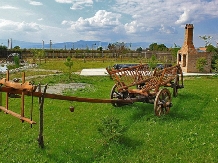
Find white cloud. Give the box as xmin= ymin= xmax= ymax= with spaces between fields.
xmin=113 ymin=0 xmax=218 ymax=27
xmin=30 ymin=1 xmax=43 ymax=6
xmin=175 ymin=9 xmax=192 ymax=25
xmin=0 ymin=19 xmax=42 ymax=32
xmin=26 ymin=0 xmax=43 ymax=6
xmin=55 ymin=0 xmax=73 ymax=3
xmin=159 ymin=24 xmax=177 ymax=34
xmin=63 ymin=10 xmax=121 ymax=31
xmin=1 ymin=0 xmax=218 ymax=46
xmin=61 ymin=10 xmax=126 ymax=41
xmin=0 ymin=5 xmax=18 ymax=9
xmin=55 ymin=0 xmax=93 ymax=10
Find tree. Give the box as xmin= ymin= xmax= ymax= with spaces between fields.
xmin=0 ymin=45 xmax=7 ymax=50
xmin=215 ymin=59 xmax=218 ymax=72
xmin=148 ymin=54 xmax=158 ymax=69
xmin=136 ymin=47 xmax=143 ymax=53
xmin=149 ymin=43 xmax=168 ymax=51
xmin=171 ymin=43 xmax=181 ymax=58
xmin=0 ymin=45 xmax=8 ymax=50
xmin=206 ymin=44 xmax=218 ymax=69
xmin=199 ymin=35 xmax=218 ymax=71
xmin=196 ymin=57 xmax=207 ymax=72
xmin=13 ymin=55 xmax=20 ymax=68
xmin=97 ymin=46 xmax=103 ymax=52
xmin=107 ymin=42 xmax=129 ymax=58
xmin=199 ymin=35 xmax=212 ymax=46
xmin=13 ymin=46 xmax=21 ymax=50
xmin=64 ymin=56 xmax=73 ymax=80
xmin=30 ymin=49 xmax=45 ymax=64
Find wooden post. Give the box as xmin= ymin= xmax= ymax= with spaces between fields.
xmin=21 ymin=72 xmax=25 ymax=122
xmin=38 ymin=83 xmax=41 ymax=104
xmin=0 ymin=91 xmax=1 ymax=106
xmin=6 ymin=70 xmax=9 ymax=110
xmin=38 ymin=84 xmax=47 ymax=148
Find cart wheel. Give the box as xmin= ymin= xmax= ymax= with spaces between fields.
xmin=110 ymin=84 xmax=123 ymax=107
xmin=154 ymin=88 xmax=172 ymax=116
xmin=173 ymin=75 xmax=179 ymax=97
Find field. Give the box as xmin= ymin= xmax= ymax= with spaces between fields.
xmin=0 ymin=59 xmax=218 ymax=162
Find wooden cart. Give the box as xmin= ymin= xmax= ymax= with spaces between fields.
xmin=0 ymin=65 xmax=184 ymax=148
xmin=106 ymin=64 xmax=184 ymax=116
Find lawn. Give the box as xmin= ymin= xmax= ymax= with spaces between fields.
xmin=0 ymin=59 xmax=218 ymax=162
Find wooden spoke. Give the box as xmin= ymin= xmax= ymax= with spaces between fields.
xmin=173 ymin=75 xmax=179 ymax=97
xmin=110 ymin=84 xmax=124 ymax=107
xmin=154 ymin=88 xmax=172 ymax=116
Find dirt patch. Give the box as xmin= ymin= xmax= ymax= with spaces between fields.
xmin=45 ymin=83 xmax=87 ymax=94
xmin=14 ymin=68 xmax=86 ymax=95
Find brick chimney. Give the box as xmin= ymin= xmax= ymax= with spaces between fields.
xmin=178 ymin=24 xmax=197 ymax=55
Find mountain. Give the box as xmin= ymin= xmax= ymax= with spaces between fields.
xmin=0 ymin=39 xmax=150 ymax=50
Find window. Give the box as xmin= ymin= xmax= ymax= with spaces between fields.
xmin=182 ymin=54 xmax=186 ymax=67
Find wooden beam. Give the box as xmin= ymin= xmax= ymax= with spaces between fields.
xmin=0 ymin=78 xmax=36 ymax=91
xmin=0 ymin=86 xmax=138 ymax=104
xmin=6 ymin=71 xmax=9 ymax=110
xmin=0 ymin=106 xmax=36 ymax=124
xmin=21 ymin=72 xmax=25 ymax=121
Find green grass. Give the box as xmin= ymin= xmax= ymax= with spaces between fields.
xmin=0 ymin=60 xmax=218 ymax=162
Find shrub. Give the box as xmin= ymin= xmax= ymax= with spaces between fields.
xmin=148 ymin=54 xmax=158 ymax=69
xmin=64 ymin=56 xmax=73 ymax=79
xmin=196 ymin=57 xmax=207 ymax=72
xmin=14 ymin=55 xmax=20 ymax=68
xmin=98 ymin=116 xmax=124 ymax=145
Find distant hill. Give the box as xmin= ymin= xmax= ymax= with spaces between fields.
xmin=0 ymin=39 xmax=150 ymax=50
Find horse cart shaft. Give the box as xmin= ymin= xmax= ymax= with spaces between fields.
xmin=0 ymin=86 xmax=138 ymax=104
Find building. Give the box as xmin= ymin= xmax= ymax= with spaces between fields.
xmin=177 ymin=24 xmax=212 ymax=73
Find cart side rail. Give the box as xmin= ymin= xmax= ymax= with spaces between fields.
xmin=140 ymin=65 xmax=182 ymax=94
xmin=106 ymin=64 xmax=152 ymax=91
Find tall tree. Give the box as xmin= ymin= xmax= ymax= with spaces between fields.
xmin=206 ymin=44 xmax=218 ymax=69
xmin=30 ymin=49 xmax=45 ymax=64
xmin=0 ymin=45 xmax=7 ymax=50
xmin=199 ymin=35 xmax=213 ymax=46
xmin=171 ymin=43 xmax=181 ymax=58
xmin=108 ymin=42 xmax=128 ymax=58
xmin=149 ymin=43 xmax=168 ymax=51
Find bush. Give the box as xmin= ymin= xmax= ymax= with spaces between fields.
xmin=196 ymin=57 xmax=207 ymax=72
xmin=98 ymin=116 xmax=125 ymax=145
xmin=13 ymin=55 xmax=20 ymax=68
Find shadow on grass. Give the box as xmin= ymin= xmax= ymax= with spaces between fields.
xmin=115 ymin=102 xmax=154 ymax=122
xmin=168 ymin=91 xmax=208 ymax=121
xmin=93 ymin=135 xmax=143 ymax=162
xmin=118 ymin=135 xmax=143 ymax=149
xmin=116 ymin=90 xmax=209 ymax=122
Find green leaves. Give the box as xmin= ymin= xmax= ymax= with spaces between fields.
xmin=196 ymin=57 xmax=207 ymax=72
xmin=98 ymin=116 xmax=125 ymax=144
xmin=64 ymin=56 xmax=73 ymax=80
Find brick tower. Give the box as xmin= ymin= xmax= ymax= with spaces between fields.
xmin=177 ymin=24 xmax=211 ymax=73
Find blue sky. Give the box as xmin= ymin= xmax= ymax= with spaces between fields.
xmin=0 ymin=0 xmax=218 ymax=47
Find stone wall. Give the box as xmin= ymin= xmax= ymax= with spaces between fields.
xmin=187 ymin=52 xmax=212 ymax=73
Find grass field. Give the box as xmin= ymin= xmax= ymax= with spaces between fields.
xmin=0 ymin=59 xmax=218 ymax=162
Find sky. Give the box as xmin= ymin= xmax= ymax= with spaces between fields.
xmin=0 ymin=0 xmax=218 ymax=48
